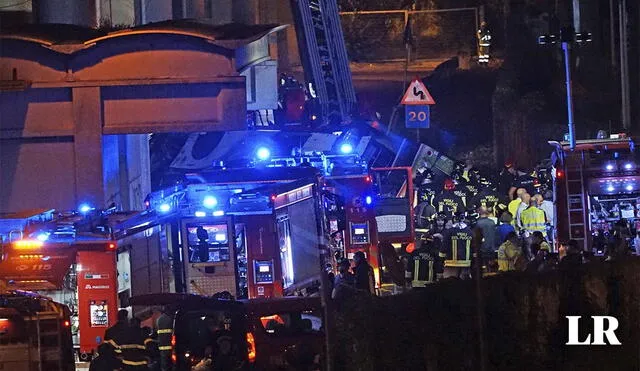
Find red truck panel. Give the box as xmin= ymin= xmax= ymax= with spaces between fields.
xmin=76 ymin=250 xmax=118 ymax=354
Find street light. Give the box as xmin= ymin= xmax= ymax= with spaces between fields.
xmin=538 ymin=27 xmax=592 ymax=150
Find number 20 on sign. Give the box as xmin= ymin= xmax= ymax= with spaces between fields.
xmin=405 ymin=105 xmax=430 ymax=129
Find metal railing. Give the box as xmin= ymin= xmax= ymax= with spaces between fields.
xmin=339 ymin=8 xmax=479 ymax=62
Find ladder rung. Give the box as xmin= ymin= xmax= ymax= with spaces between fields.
xmin=570 ymin=224 xmax=584 ymax=227
xmin=568 ymin=179 xmax=582 ymax=182
xmin=569 ymin=209 xmax=584 ymax=211
xmin=568 ymin=194 xmax=584 ymax=197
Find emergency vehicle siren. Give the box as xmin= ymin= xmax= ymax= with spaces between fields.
xmin=256 ymin=147 xmax=271 ymax=161
xmin=340 ymin=143 xmax=353 ymax=154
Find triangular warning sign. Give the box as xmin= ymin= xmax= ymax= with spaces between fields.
xmin=401 ymin=79 xmax=436 ymax=105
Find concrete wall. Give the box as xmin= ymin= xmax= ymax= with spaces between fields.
xmin=334 ymin=260 xmax=640 ymax=370
xmin=35 ymin=0 xmax=98 ymax=27
xmin=0 ymin=34 xmax=247 ymax=213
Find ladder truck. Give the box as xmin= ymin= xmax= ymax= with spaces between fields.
xmin=0 ymin=291 xmax=75 ymax=371
xmin=549 ymin=134 xmax=636 ymax=253
xmin=282 ymin=0 xmax=357 ymax=127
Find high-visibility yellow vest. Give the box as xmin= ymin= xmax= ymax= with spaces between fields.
xmin=520 ymin=207 xmax=546 ymax=233
xmin=508 ymin=199 xmax=521 ymax=225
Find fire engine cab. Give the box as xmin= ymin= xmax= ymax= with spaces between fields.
xmin=0 ymin=209 xmax=119 ymax=361
xmin=550 ymin=135 xmax=637 ymax=252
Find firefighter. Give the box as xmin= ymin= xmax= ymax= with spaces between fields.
xmin=416 ymin=169 xmax=438 ymax=206
xmin=415 ymin=198 xmax=436 ymax=228
xmin=196 ymin=226 xmax=210 ymax=263
xmin=155 ymin=306 xmax=173 ymax=371
xmin=477 ymin=21 xmax=491 ymax=64
xmin=433 ymin=179 xmax=464 ymax=218
xmin=469 ymin=177 xmax=502 ymax=212
xmin=433 ymin=213 xmax=449 ymax=235
xmin=104 ymin=309 xmax=152 ymax=370
xmin=451 ymin=173 xmax=471 ymax=208
xmin=407 ymin=232 xmax=445 ymax=287
xmin=442 ymin=213 xmax=473 ymax=279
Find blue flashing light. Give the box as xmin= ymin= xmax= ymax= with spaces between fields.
xmin=213 ymin=210 xmax=225 ymax=217
xmin=203 ymin=196 xmax=218 ymax=209
xmin=340 ymin=143 xmax=353 ymax=154
xmin=365 ymin=195 xmax=373 ymax=205
xmin=195 ymin=211 xmax=207 ymax=217
xmin=625 ymin=163 xmax=633 ymax=170
xmin=256 ymin=147 xmax=271 ymax=161
xmin=605 ymin=164 xmax=614 ymax=171
xmin=158 ymin=203 xmax=171 ymax=213
xmin=36 ymin=233 xmax=49 ymax=242
xmin=626 ymin=185 xmax=633 ymax=191
xmin=607 ymin=185 xmax=615 ymax=192
xmin=79 ymin=204 xmax=92 ymax=214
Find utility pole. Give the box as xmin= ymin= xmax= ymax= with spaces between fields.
xmin=538 ymin=28 xmax=592 ymax=150
xmin=618 ymin=0 xmax=631 ymax=129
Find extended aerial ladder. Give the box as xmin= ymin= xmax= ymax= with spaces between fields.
xmin=290 ymin=0 xmax=357 ymax=125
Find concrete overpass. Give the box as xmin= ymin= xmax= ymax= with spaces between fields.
xmin=0 ymin=20 xmax=285 ymax=213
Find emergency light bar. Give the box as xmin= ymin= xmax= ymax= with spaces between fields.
xmin=13 ymin=240 xmax=44 ymax=249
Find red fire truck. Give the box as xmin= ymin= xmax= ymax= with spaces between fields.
xmin=113 ymin=150 xmax=379 ymax=310
xmin=549 ymin=135 xmax=636 ymax=252
xmin=113 ymin=166 xmax=330 ymax=310
xmin=324 ymin=172 xmax=380 ymax=286
xmin=0 ymin=209 xmax=119 ymax=361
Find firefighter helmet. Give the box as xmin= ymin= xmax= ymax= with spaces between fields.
xmin=444 ymin=179 xmax=456 ymax=191
xmin=422 ymin=169 xmax=434 ymax=180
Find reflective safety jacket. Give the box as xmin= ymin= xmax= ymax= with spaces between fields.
xmin=443 ymin=226 xmax=473 ymax=267
xmin=433 ymin=191 xmax=464 ymax=218
xmin=104 ymin=321 xmax=152 ymax=368
xmin=508 ymin=199 xmax=521 ymax=225
xmin=497 ymin=240 xmax=522 ymax=272
xmin=520 ymin=206 xmax=546 ymax=234
xmin=417 ymin=184 xmax=438 ymax=206
xmin=470 ymin=188 xmax=501 ymax=210
xmin=477 ymin=29 xmax=492 ymax=46
xmin=156 ymin=313 xmax=173 ymax=370
xmin=453 ymin=189 xmax=470 ymax=208
xmin=408 ymin=243 xmax=444 ymax=287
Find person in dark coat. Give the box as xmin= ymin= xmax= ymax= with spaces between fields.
xmin=559 ymin=239 xmax=583 ymax=270
xmin=475 ymin=207 xmax=496 ymax=271
xmin=89 ymin=342 xmax=121 ymax=371
xmin=353 ymin=251 xmax=374 ymax=294
xmin=332 ymin=259 xmax=355 ymax=309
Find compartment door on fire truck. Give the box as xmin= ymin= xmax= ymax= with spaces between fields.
xmin=182 ymin=219 xmax=237 ymax=296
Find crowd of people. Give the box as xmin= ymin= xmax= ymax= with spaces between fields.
xmin=404 ymin=160 xmax=577 ymax=287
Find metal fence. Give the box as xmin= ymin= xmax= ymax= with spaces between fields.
xmin=339 ymin=8 xmax=479 ymax=62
